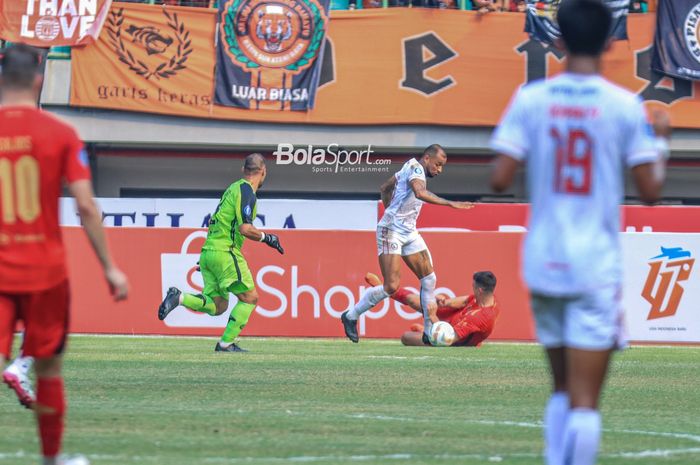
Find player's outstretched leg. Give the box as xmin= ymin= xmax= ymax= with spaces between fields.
xmin=342 ymin=255 xmax=400 ymax=343
xmin=2 ymin=352 xmax=35 ymax=408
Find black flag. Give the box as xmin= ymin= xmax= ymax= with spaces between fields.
xmin=525 ymin=0 xmax=631 ymax=44
xmin=652 ymin=0 xmax=700 ymax=80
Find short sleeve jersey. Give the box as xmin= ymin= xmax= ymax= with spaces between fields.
xmin=490 ymin=73 xmax=659 ymax=295
xmin=0 ymin=107 xmax=91 ymax=292
xmin=202 ymin=179 xmax=258 ymax=252
xmin=377 ymin=158 xmax=426 ymax=235
xmin=437 ymin=295 xmax=500 ymax=347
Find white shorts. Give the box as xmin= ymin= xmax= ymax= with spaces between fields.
xmin=376 ymin=227 xmax=428 ymax=257
xmin=530 ymin=284 xmax=626 ymax=351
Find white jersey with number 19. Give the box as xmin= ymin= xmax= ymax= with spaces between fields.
xmin=490 ymin=73 xmax=659 ymax=296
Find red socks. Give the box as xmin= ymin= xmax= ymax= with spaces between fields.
xmin=36 ymin=377 xmax=65 ymax=458
xmin=391 ymin=288 xmax=412 ymax=305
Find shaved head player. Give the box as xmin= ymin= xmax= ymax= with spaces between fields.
xmin=340 ymin=145 xmax=474 ymax=343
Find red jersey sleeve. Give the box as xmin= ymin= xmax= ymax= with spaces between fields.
xmin=62 ymin=127 xmax=91 ymax=184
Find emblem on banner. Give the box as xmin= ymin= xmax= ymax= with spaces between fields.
xmin=35 ymin=16 xmax=61 ymax=41
xmin=220 ymin=0 xmax=326 ymax=72
xmin=106 ymin=7 xmax=192 ymax=80
xmin=684 ymin=5 xmax=700 ymax=63
xmin=641 ymin=247 xmax=695 ymax=320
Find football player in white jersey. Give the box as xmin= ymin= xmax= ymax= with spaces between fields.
xmin=489 ymin=2 xmax=670 ymax=465
xmin=340 ymin=144 xmax=473 ymax=343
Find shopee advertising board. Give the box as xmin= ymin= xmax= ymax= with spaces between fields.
xmin=64 ymin=228 xmax=700 ymax=343
xmin=64 ymin=228 xmax=534 ymax=340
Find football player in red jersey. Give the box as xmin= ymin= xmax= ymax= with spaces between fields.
xmin=364 ymin=271 xmax=499 ymax=346
xmin=0 ymin=44 xmax=129 ymax=465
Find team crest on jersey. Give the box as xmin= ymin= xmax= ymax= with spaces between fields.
xmin=105 ymin=8 xmax=192 ymax=80
xmin=642 ymin=247 xmax=695 ymax=320
xmin=220 ymin=0 xmax=327 ymax=73
xmin=684 ymin=5 xmax=700 ymax=63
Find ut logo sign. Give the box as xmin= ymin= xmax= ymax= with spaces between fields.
xmin=400 ymin=32 xmax=458 ymax=96
xmin=641 ymin=247 xmax=695 ymax=320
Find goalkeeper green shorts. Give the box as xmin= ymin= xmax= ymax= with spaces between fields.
xmin=199 ymin=249 xmax=255 ymax=298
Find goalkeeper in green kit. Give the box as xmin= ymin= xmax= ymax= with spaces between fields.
xmin=157 ymin=154 xmax=284 ymax=352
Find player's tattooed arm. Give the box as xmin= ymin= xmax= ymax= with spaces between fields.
xmin=410 ymin=179 xmax=474 ymax=209
xmin=380 ymin=175 xmax=397 ymax=208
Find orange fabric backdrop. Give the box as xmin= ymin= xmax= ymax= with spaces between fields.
xmin=70 ymin=4 xmax=700 ymax=127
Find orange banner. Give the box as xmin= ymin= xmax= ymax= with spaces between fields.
xmin=70 ymin=4 xmax=700 ymax=127
xmin=0 ymin=0 xmax=112 ymax=47
xmin=64 ymin=227 xmax=535 ymax=341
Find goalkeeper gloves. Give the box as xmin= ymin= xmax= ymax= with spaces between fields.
xmin=260 ymin=232 xmax=284 ymax=255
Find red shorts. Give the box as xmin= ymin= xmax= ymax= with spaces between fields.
xmin=0 ymin=280 xmax=70 ymax=359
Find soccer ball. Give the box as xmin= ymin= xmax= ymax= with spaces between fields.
xmin=429 ymin=321 xmax=456 ymax=347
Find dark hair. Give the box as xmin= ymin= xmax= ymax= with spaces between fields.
xmin=473 ymin=271 xmax=497 ymax=293
xmin=557 ymin=0 xmax=612 ymax=57
xmin=1 ymin=43 xmax=42 ymax=90
xmin=423 ymin=144 xmax=445 ymax=158
xmin=244 ymin=153 xmax=265 ymax=175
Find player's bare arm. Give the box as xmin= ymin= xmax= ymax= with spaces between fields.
xmin=490 ymin=154 xmax=520 ymax=193
xmin=631 ymin=111 xmax=672 ymax=205
xmin=68 ymin=180 xmax=129 ymax=301
xmin=380 ymin=175 xmax=397 ymax=208
xmin=436 ymin=295 xmax=469 ymax=309
xmin=409 ymin=178 xmax=474 ymax=209
xmin=239 ymin=223 xmax=284 ymax=254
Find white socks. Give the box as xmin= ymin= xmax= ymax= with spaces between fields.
xmin=419 ymin=273 xmax=436 ymax=335
xmin=562 ymin=408 xmax=601 ymax=465
xmin=346 ymin=285 xmax=389 ymax=321
xmin=544 ymin=392 xmax=569 ymax=465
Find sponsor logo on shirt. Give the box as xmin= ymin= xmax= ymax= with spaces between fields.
xmin=642 ymin=247 xmax=695 ymax=320
xmin=78 ymin=148 xmax=89 ymax=167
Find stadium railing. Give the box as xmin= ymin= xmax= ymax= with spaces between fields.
xmin=0 ymin=1 xmax=655 ymax=61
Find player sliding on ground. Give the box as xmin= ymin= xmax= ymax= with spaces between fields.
xmin=365 ymin=271 xmax=499 ymax=346
xmin=490 ymin=2 xmax=670 ymax=464
xmin=340 ymin=145 xmax=473 ymax=343
xmin=158 ymin=154 xmax=283 ymax=353
xmin=0 ymin=44 xmax=130 ymax=465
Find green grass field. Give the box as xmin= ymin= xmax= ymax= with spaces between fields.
xmin=2 ymin=336 xmax=700 ymax=465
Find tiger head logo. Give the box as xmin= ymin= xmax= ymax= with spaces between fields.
xmin=221 ymin=0 xmax=327 ymax=73
xmin=254 ymin=7 xmax=293 ymax=53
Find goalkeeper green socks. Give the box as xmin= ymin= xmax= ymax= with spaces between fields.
xmin=221 ymin=301 xmax=256 ymax=343
xmin=182 ymin=293 xmax=218 ymax=316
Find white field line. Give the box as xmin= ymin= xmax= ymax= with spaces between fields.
xmin=49 ymin=334 xmax=700 ymax=349
xmin=344 ymin=412 xmax=700 ymax=444
xmin=3 ymin=449 xmax=700 ymax=463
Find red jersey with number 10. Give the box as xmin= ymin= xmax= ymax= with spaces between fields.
xmin=0 ymin=107 xmax=91 ymax=293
